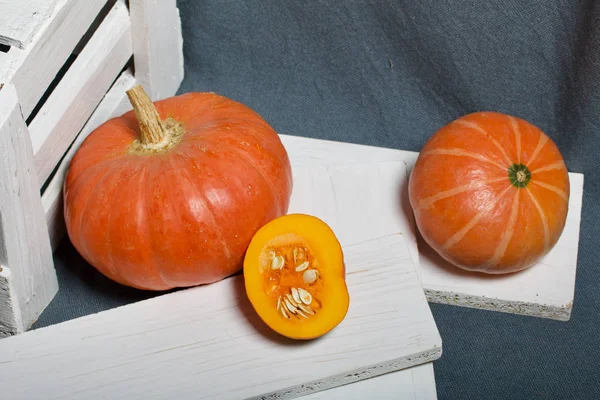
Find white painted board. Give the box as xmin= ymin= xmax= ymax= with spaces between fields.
xmin=0 ymin=84 xmax=58 ymax=337
xmin=0 ymin=51 xmax=9 ymax=74
xmin=130 ymin=0 xmax=185 ymax=101
xmin=0 ymin=0 xmax=60 ymax=49
xmin=280 ymin=134 xmax=584 ymax=321
xmin=300 ymin=363 xmax=437 ymax=400
xmin=42 ymin=68 xmax=137 ymax=252
xmin=0 ymin=234 xmax=441 ymax=399
xmin=280 ymin=134 xmax=419 ymax=170
xmin=0 ymin=0 xmax=107 ymax=118
xmin=29 ymin=0 xmax=133 ymax=186
xmin=288 ymin=160 xmax=421 ymax=280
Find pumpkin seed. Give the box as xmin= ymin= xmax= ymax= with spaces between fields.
xmin=297 ymin=288 xmax=313 ymax=305
xmin=297 ymin=303 xmax=315 ymax=315
xmin=271 ymin=254 xmax=284 ymax=270
xmin=276 ymin=297 xmax=281 ymax=311
xmin=285 ymin=293 xmax=299 ymax=307
xmin=295 ymin=261 xmax=309 ymax=272
xmin=303 ymin=269 xmax=319 ymax=284
xmin=280 ymin=305 xmax=290 ymax=319
xmin=291 ymin=287 xmax=302 ymax=304
xmin=296 ymin=308 xmax=309 ymax=319
xmin=284 ymin=298 xmax=298 ymax=314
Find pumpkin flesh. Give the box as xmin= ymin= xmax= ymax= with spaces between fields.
xmin=408 ymin=111 xmax=570 ymax=274
xmin=244 ymin=214 xmax=349 ymax=340
xmin=63 ymin=86 xmax=293 ymax=290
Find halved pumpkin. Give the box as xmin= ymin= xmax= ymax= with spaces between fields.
xmin=243 ymin=213 xmax=349 ymax=340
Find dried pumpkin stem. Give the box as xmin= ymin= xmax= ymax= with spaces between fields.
xmin=126 ymin=85 xmax=170 ymax=149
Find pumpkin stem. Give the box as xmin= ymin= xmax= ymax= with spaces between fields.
xmin=126 ymin=85 xmax=170 ymax=149
xmin=508 ymin=163 xmax=531 ymax=188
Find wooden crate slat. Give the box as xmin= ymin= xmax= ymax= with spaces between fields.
xmin=0 ymin=0 xmax=108 ymax=118
xmin=280 ymin=134 xmax=420 ymax=169
xmin=300 ymin=363 xmax=438 ymax=400
xmin=0 ymin=51 xmax=10 ymax=73
xmin=0 ymin=0 xmax=60 ymax=49
xmin=0 ymin=84 xmax=58 ymax=337
xmin=130 ymin=0 xmax=184 ymax=101
xmin=43 ymin=68 xmax=137 ymax=252
xmin=0 ymin=234 xmax=441 ymax=399
xmin=288 ymin=160 xmax=421 ymax=280
xmin=29 ymin=0 xmax=133 ymax=186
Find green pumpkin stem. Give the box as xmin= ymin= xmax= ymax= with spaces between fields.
xmin=508 ymin=163 xmax=531 ymax=188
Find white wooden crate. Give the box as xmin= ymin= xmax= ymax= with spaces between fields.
xmin=0 ymin=0 xmax=184 ymax=337
xmin=0 ymin=3 xmax=440 ymax=397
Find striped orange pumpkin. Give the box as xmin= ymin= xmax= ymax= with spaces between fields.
xmin=408 ymin=111 xmax=570 ymax=274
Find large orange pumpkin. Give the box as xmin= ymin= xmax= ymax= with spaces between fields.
xmin=408 ymin=111 xmax=570 ymax=274
xmin=63 ymin=85 xmax=293 ymax=290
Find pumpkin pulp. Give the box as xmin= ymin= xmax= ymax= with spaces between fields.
xmin=244 ymin=214 xmax=349 ymax=340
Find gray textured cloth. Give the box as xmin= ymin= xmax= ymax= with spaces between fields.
xmin=34 ymin=1 xmax=599 ymax=399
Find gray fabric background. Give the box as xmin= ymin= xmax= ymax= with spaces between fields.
xmin=33 ymin=1 xmax=600 ymax=398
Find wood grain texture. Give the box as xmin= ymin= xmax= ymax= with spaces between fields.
xmin=0 ymin=51 xmax=9 ymax=74
xmin=0 ymin=0 xmax=60 ymax=49
xmin=301 ymin=363 xmax=437 ymax=400
xmin=29 ymin=0 xmax=132 ymax=186
xmin=0 ymin=234 xmax=441 ymax=399
xmin=280 ymin=134 xmax=419 ymax=170
xmin=280 ymin=134 xmax=584 ymax=321
xmin=288 ymin=161 xmax=421 ymax=281
xmin=42 ymin=68 xmax=137 ymax=252
xmin=130 ymin=0 xmax=185 ymax=101
xmin=0 ymin=0 xmax=107 ymax=118
xmin=0 ymin=267 xmax=21 ymax=337
xmin=0 ymin=84 xmax=57 ymax=337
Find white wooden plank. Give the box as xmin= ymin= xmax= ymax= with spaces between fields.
xmin=0 ymin=84 xmax=58 ymax=337
xmin=0 ymin=0 xmax=60 ymax=49
xmin=130 ymin=0 xmax=184 ymax=101
xmin=0 ymin=234 xmax=441 ymax=399
xmin=0 ymin=267 xmax=22 ymax=337
xmin=288 ymin=161 xmax=422 ymax=281
xmin=0 ymin=0 xmax=107 ymax=118
xmin=0 ymin=51 xmax=9 ymax=73
xmin=42 ymin=68 xmax=137 ymax=252
xmin=281 ymin=133 xmax=584 ymax=321
xmin=29 ymin=0 xmax=132 ymax=186
xmin=300 ymin=363 xmax=437 ymax=400
xmin=280 ymin=134 xmax=419 ymax=170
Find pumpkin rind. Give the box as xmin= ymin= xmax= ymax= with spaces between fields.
xmin=243 ymin=214 xmax=349 ymax=340
xmin=63 ymin=87 xmax=293 ymax=290
xmin=408 ymin=111 xmax=570 ymax=274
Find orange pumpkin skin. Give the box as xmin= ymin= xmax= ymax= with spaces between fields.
xmin=63 ymin=88 xmax=293 ymax=290
xmin=408 ymin=111 xmax=570 ymax=274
